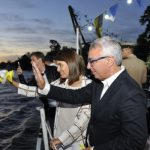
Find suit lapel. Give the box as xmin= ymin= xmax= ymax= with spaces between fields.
xmin=99 ymin=70 xmax=126 ymax=104
xmin=100 ymin=78 xmax=121 ymax=104
xmin=92 ymin=71 xmax=125 ymax=121
xmin=91 ymin=82 xmax=103 ymax=119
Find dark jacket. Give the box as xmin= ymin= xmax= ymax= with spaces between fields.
xmin=47 ymin=70 xmax=148 ymax=150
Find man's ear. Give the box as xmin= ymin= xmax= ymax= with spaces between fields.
xmin=107 ymin=57 xmax=115 ymax=67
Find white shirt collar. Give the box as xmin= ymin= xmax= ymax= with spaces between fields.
xmin=101 ymin=66 xmax=125 ymax=87
xmin=100 ymin=66 xmax=125 ymax=99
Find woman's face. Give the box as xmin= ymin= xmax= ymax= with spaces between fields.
xmin=56 ymin=60 xmax=69 ymax=78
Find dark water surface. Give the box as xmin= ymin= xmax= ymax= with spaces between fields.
xmin=0 ymin=83 xmax=42 ymax=150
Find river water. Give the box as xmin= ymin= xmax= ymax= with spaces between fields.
xmin=0 ymin=71 xmax=42 ymax=150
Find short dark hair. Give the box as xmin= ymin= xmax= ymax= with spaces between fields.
xmin=121 ymin=44 xmax=134 ymax=49
xmin=45 ymin=50 xmax=59 ymax=62
xmin=30 ymin=51 xmax=45 ymax=62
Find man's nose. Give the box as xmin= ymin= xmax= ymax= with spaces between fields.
xmin=87 ymin=62 xmax=91 ymax=69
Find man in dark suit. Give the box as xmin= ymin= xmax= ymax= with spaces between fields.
xmin=33 ymin=36 xmax=148 ymax=150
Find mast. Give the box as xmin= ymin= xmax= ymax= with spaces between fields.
xmin=68 ymin=5 xmax=87 ymax=52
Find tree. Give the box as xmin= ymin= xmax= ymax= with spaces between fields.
xmin=49 ymin=40 xmax=61 ymax=51
xmin=136 ymin=5 xmax=150 ymax=61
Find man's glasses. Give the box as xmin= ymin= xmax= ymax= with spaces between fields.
xmin=88 ymin=56 xmax=108 ymax=64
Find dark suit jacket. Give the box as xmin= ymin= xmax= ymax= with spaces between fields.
xmin=47 ymin=70 xmax=148 ymax=150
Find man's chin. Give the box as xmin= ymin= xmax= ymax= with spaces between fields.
xmin=92 ymin=72 xmax=98 ymax=78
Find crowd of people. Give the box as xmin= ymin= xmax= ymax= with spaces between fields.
xmin=0 ymin=36 xmax=149 ymax=150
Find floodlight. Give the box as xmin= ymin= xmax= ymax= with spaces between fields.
xmin=127 ymin=0 xmax=133 ymax=4
xmin=87 ymin=25 xmax=93 ymax=31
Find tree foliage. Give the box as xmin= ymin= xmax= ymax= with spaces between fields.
xmin=136 ymin=5 xmax=150 ymax=61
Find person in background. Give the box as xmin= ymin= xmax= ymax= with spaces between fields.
xmin=13 ymin=51 xmax=59 ymax=133
xmin=48 ymin=49 xmax=91 ymax=150
xmin=45 ymin=50 xmax=58 ymax=66
xmin=44 ymin=50 xmax=60 ymax=83
xmin=17 ymin=51 xmax=60 ymax=85
xmin=121 ymin=44 xmax=147 ymax=88
xmin=16 ymin=52 xmax=45 ymax=86
xmin=43 ymin=50 xmax=60 ymax=131
xmin=16 ymin=61 xmax=29 ymax=84
xmin=33 ymin=36 xmax=148 ymax=150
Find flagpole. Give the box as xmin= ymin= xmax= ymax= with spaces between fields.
xmin=76 ymin=26 xmax=79 ymax=54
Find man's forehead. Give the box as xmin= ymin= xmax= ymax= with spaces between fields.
xmin=89 ymin=48 xmax=102 ymax=55
xmin=31 ymin=55 xmax=38 ymax=60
